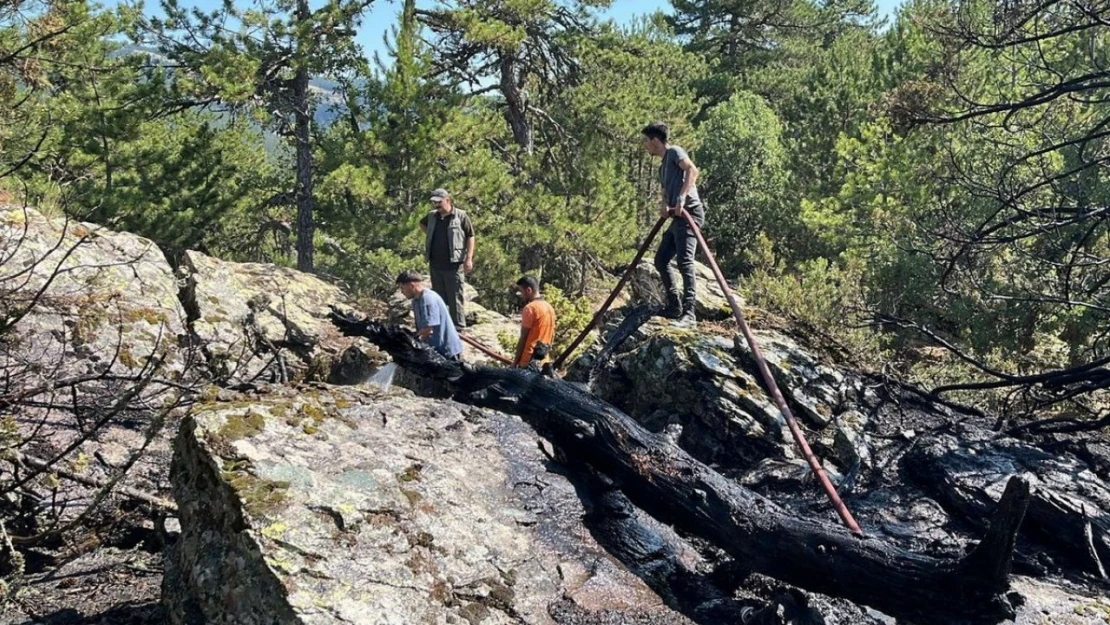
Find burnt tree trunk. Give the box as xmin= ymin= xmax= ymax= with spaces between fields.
xmin=329 ymin=314 xmax=1031 ymax=625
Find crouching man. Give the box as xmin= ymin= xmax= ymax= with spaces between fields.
xmin=396 ymin=270 xmax=463 ymax=361
xmin=512 ymin=276 xmax=556 ymax=370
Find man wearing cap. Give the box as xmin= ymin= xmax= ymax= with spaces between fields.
xmin=419 ymin=188 xmax=475 ymax=330
xmin=396 ymin=270 xmax=463 ymax=361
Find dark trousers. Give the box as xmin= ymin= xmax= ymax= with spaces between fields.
xmin=431 ymin=264 xmax=466 ymax=329
xmin=654 ymin=214 xmax=701 ymax=314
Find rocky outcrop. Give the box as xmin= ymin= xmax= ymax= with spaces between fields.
xmin=0 ymin=206 xmax=190 ymax=577
xmin=344 ymin=316 xmax=1110 ymax=625
xmin=557 ymin=305 xmax=1110 ymax=622
xmin=6 ymin=206 xmax=1110 ymax=625
xmin=165 ymin=384 xmax=681 ymax=625
xmin=0 ymin=207 xmax=385 ymax=387
xmin=179 ymin=250 xmax=383 ymax=385
xmin=570 ymin=316 xmax=871 ymax=475
xmin=0 ymin=205 xmax=188 ymax=376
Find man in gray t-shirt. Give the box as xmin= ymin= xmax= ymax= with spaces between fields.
xmin=642 ymin=121 xmax=704 ymax=326
xmin=396 ymin=270 xmax=463 ymax=360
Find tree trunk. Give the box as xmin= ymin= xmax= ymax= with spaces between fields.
xmin=293 ymin=0 xmax=315 ymax=272
xmin=327 ymin=316 xmax=1031 ymax=625
xmin=499 ymin=53 xmax=533 ymax=154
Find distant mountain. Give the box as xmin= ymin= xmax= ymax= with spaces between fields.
xmin=115 ymin=44 xmax=355 ymax=127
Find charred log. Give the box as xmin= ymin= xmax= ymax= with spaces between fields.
xmin=329 ymin=311 xmax=1030 ymax=625
xmin=572 ymin=469 xmax=761 ymax=624
xmin=580 ymin=303 xmax=660 ymax=391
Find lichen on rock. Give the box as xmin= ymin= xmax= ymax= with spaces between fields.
xmin=177 ymin=250 xmax=384 ymax=385
xmin=165 ymin=385 xmax=677 ymax=625
xmin=0 ymin=206 xmax=188 ymax=377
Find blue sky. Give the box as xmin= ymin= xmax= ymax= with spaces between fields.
xmin=123 ymin=0 xmax=904 ymax=63
xmin=358 ymin=0 xmax=904 ymax=62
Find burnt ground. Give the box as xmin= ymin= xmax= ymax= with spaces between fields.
xmin=4 ymin=313 xmax=1110 ymax=624
xmin=1 ymin=547 xmax=164 ymax=625
xmin=1 ymin=412 xmax=178 ymax=625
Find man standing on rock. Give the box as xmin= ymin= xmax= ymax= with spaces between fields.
xmin=419 ymin=188 xmax=474 ymax=331
xmin=396 ymin=270 xmax=463 ymax=361
xmin=512 ymin=276 xmax=556 ymax=370
xmin=642 ymin=121 xmax=703 ymax=327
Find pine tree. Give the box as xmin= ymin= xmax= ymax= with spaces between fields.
xmin=418 ymin=0 xmax=611 ymax=154
xmin=140 ymin=0 xmax=374 ymax=271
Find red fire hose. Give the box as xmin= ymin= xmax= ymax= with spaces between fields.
xmin=459 ymin=333 xmax=514 ymax=365
xmin=546 ymin=209 xmax=861 ymax=534
xmin=678 ymin=209 xmax=862 ymax=535
xmin=464 ymin=207 xmax=862 ymax=532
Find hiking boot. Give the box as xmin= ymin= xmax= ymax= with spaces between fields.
xmin=672 ymin=309 xmax=697 ymax=328
xmin=661 ymin=293 xmax=682 ymax=319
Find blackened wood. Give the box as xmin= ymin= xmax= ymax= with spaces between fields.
xmin=329 ymin=314 xmax=1030 ymax=625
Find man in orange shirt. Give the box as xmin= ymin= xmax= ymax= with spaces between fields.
xmin=512 ymin=276 xmax=556 ymax=369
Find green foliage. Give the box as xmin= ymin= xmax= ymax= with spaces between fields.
xmin=141 ymin=0 xmax=374 ymax=270
xmin=742 ymin=234 xmax=882 ymax=361
xmin=9 ymin=0 xmax=1110 ymax=411
xmin=79 ymin=116 xmax=281 ymax=258
xmin=669 ymin=0 xmax=878 ymax=112
xmin=145 ymin=0 xmax=370 ymax=112
xmin=544 ymin=284 xmax=595 ymax=356
xmin=697 ymin=91 xmax=790 ymax=274
xmin=0 ymin=1 xmax=284 ymax=259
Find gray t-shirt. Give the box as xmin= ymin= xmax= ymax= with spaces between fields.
xmin=412 ymin=289 xmax=463 ymax=358
xmin=660 ymin=145 xmax=703 ymax=220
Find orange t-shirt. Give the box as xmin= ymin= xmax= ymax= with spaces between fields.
xmin=519 ymin=299 xmax=556 ymax=366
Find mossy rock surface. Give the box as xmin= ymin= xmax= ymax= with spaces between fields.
xmin=165 ymin=384 xmax=678 ymax=625
xmin=178 ymin=249 xmax=384 ymax=385
xmin=0 ymin=206 xmax=187 ymax=377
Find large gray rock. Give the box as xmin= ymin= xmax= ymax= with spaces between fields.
xmin=730 ymin=332 xmax=850 ymax=430
xmin=577 ymin=315 xmax=873 ymax=475
xmin=580 ymin=318 xmax=796 ymax=472
xmin=0 ymin=206 xmax=189 ymax=573
xmin=165 ymin=384 xmax=680 ymax=625
xmin=1009 ymin=577 xmax=1110 ymax=625
xmin=0 ymin=205 xmax=187 ymax=376
xmin=179 ymin=250 xmax=383 ymax=385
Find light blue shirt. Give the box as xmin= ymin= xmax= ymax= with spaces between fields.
xmin=412 ymin=289 xmax=463 ymax=358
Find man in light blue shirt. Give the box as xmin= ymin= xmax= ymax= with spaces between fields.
xmin=396 ymin=270 xmax=463 ymax=360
